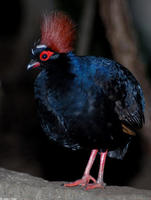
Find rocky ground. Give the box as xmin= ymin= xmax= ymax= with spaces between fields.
xmin=0 ymin=168 xmax=151 ymax=200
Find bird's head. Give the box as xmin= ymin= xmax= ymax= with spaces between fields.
xmin=27 ymin=44 xmax=60 ymax=70
xmin=27 ymin=12 xmax=76 ymax=71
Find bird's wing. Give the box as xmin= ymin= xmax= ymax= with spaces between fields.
xmin=114 ymin=97 xmax=145 ymax=130
xmin=113 ymin=63 xmax=145 ymax=130
xmin=94 ymin=59 xmax=145 ymax=131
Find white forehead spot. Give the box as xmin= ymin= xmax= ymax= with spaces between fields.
xmin=36 ymin=44 xmax=47 ymax=49
xmin=32 ymin=49 xmax=34 ymax=55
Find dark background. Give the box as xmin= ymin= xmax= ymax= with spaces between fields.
xmin=0 ymin=0 xmax=151 ymax=189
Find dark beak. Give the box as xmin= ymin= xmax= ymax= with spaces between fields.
xmin=27 ymin=59 xmax=40 ymax=70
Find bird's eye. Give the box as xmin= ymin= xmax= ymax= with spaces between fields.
xmin=40 ymin=51 xmax=54 ymax=61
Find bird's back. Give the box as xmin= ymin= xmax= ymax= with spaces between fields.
xmin=69 ymin=54 xmax=145 ymax=130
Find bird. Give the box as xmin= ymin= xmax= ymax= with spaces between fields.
xmin=27 ymin=11 xmax=145 ymax=190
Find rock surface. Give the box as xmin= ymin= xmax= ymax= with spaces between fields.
xmin=0 ymin=168 xmax=151 ymax=200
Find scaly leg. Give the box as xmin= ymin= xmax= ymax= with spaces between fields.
xmin=64 ymin=149 xmax=98 ymax=187
xmin=85 ymin=150 xmax=108 ymax=190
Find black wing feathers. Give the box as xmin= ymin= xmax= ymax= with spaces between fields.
xmin=96 ymin=60 xmax=145 ymax=131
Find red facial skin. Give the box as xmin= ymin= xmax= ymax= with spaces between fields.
xmin=39 ymin=51 xmax=54 ymax=61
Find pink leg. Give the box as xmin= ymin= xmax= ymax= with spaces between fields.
xmin=64 ymin=149 xmax=98 ymax=187
xmin=85 ymin=150 xmax=108 ymax=190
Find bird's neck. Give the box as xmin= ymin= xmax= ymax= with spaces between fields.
xmin=47 ymin=52 xmax=74 ymax=77
xmin=42 ymin=53 xmax=75 ymax=90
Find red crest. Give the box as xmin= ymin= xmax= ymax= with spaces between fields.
xmin=41 ymin=12 xmax=76 ymax=53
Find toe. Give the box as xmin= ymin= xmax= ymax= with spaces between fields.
xmin=85 ymin=183 xmax=105 ymax=190
xmin=64 ymin=175 xmax=96 ymax=187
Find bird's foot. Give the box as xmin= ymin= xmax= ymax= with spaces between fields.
xmin=64 ymin=174 xmax=96 ymax=187
xmin=85 ymin=181 xmax=106 ymax=190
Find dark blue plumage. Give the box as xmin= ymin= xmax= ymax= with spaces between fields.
xmin=33 ymin=51 xmax=144 ymax=157
xmin=27 ymin=12 xmax=145 ymax=189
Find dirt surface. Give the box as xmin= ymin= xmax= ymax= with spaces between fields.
xmin=0 ymin=168 xmax=151 ymax=200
